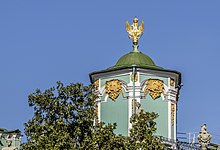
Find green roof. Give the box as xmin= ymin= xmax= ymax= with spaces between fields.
xmin=108 ymin=45 xmax=162 ymax=70
xmin=89 ymin=45 xmax=181 ymax=84
xmin=110 ymin=52 xmax=159 ymax=70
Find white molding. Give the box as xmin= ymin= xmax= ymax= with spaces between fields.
xmin=99 ymin=78 xmax=101 ymax=91
xmin=104 ymin=95 xmax=108 ymax=102
xmin=167 ymin=78 xmax=171 ymax=139
xmin=91 ymin=69 xmax=132 ymax=81
xmin=90 ymin=68 xmax=180 ymax=87
xmin=128 ymin=71 xmax=141 ymax=135
xmin=96 ymin=79 xmax=102 ymax=123
xmin=168 ymin=77 xmax=178 ymax=140
xmin=138 ymin=68 xmax=180 ymax=85
xmin=128 ymin=97 xmax=132 ymax=134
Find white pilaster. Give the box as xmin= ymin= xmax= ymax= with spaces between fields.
xmin=128 ymin=72 xmax=141 ymax=134
xmin=168 ymin=78 xmax=172 ymax=139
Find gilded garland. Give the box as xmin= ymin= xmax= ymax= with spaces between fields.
xmin=170 ymin=79 xmax=175 ymax=87
xmin=130 ymin=73 xmax=138 ymax=82
xmin=105 ymin=79 xmax=122 ymax=101
xmin=171 ymin=104 xmax=175 ymax=126
xmin=144 ymin=79 xmax=165 ymax=100
xmin=94 ymin=80 xmax=99 ymax=90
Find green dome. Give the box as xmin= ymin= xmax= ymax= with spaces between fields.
xmin=115 ymin=51 xmax=155 ymax=67
xmin=108 ymin=46 xmax=162 ymax=70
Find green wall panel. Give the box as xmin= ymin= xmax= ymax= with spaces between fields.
xmin=100 ymin=94 xmax=129 ymax=136
xmin=101 ymin=74 xmax=130 ymax=87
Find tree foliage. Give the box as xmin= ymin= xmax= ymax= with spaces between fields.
xmin=23 ymin=82 xmax=163 ymax=150
xmin=126 ymin=110 xmax=163 ymax=149
xmin=23 ymin=82 xmax=95 ymax=149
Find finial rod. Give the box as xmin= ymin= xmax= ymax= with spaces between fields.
xmin=126 ymin=17 xmax=144 ymax=46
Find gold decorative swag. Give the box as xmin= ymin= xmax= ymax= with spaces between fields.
xmin=105 ymin=79 xmax=122 ymax=101
xmin=144 ymin=79 xmax=165 ymax=100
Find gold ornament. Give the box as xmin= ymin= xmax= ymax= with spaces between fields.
xmin=171 ymin=103 xmax=175 ymax=126
xmin=144 ymin=79 xmax=164 ymax=100
xmin=130 ymin=73 xmax=138 ymax=82
xmin=170 ymin=79 xmax=175 ymax=87
xmin=94 ymin=80 xmax=99 ymax=90
xmin=126 ymin=17 xmax=144 ymax=45
xmin=105 ymin=79 xmax=122 ymax=101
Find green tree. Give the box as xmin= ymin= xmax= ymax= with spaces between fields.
xmin=125 ymin=109 xmax=163 ymax=150
xmin=23 ymin=82 xmax=163 ymax=150
xmin=81 ymin=123 xmax=126 ymax=150
xmin=23 ymin=82 xmax=95 ymax=149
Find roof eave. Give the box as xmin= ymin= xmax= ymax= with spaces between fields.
xmin=89 ymin=65 xmax=181 ymax=86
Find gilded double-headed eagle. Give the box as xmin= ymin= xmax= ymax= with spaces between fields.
xmin=126 ymin=17 xmax=144 ymax=45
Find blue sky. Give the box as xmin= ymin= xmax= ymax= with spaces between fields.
xmin=1 ymin=1 xmax=220 ymax=143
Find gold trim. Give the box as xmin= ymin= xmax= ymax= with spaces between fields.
xmin=170 ymin=78 xmax=175 ymax=87
xmin=171 ymin=104 xmax=175 ymax=126
xmin=144 ymin=79 xmax=164 ymax=100
xmin=130 ymin=73 xmax=138 ymax=82
xmin=94 ymin=80 xmax=99 ymax=90
xmin=105 ymin=79 xmax=122 ymax=101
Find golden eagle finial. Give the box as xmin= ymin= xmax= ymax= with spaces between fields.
xmin=126 ymin=17 xmax=144 ymax=45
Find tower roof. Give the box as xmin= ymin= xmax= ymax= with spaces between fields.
xmin=108 ymin=45 xmax=162 ymax=70
xmin=115 ymin=51 xmax=155 ymax=67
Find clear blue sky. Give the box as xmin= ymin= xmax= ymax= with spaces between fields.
xmin=1 ymin=1 xmax=220 ymax=143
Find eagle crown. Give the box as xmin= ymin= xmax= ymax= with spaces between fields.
xmin=126 ymin=17 xmax=144 ymax=45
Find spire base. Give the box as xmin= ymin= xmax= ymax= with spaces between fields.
xmin=132 ymin=45 xmax=140 ymax=52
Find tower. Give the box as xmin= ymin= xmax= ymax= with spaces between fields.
xmin=89 ymin=17 xmax=182 ymax=141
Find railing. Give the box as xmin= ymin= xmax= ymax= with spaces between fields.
xmin=177 ymin=141 xmax=200 ymax=150
xmin=157 ymin=136 xmax=201 ymax=150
